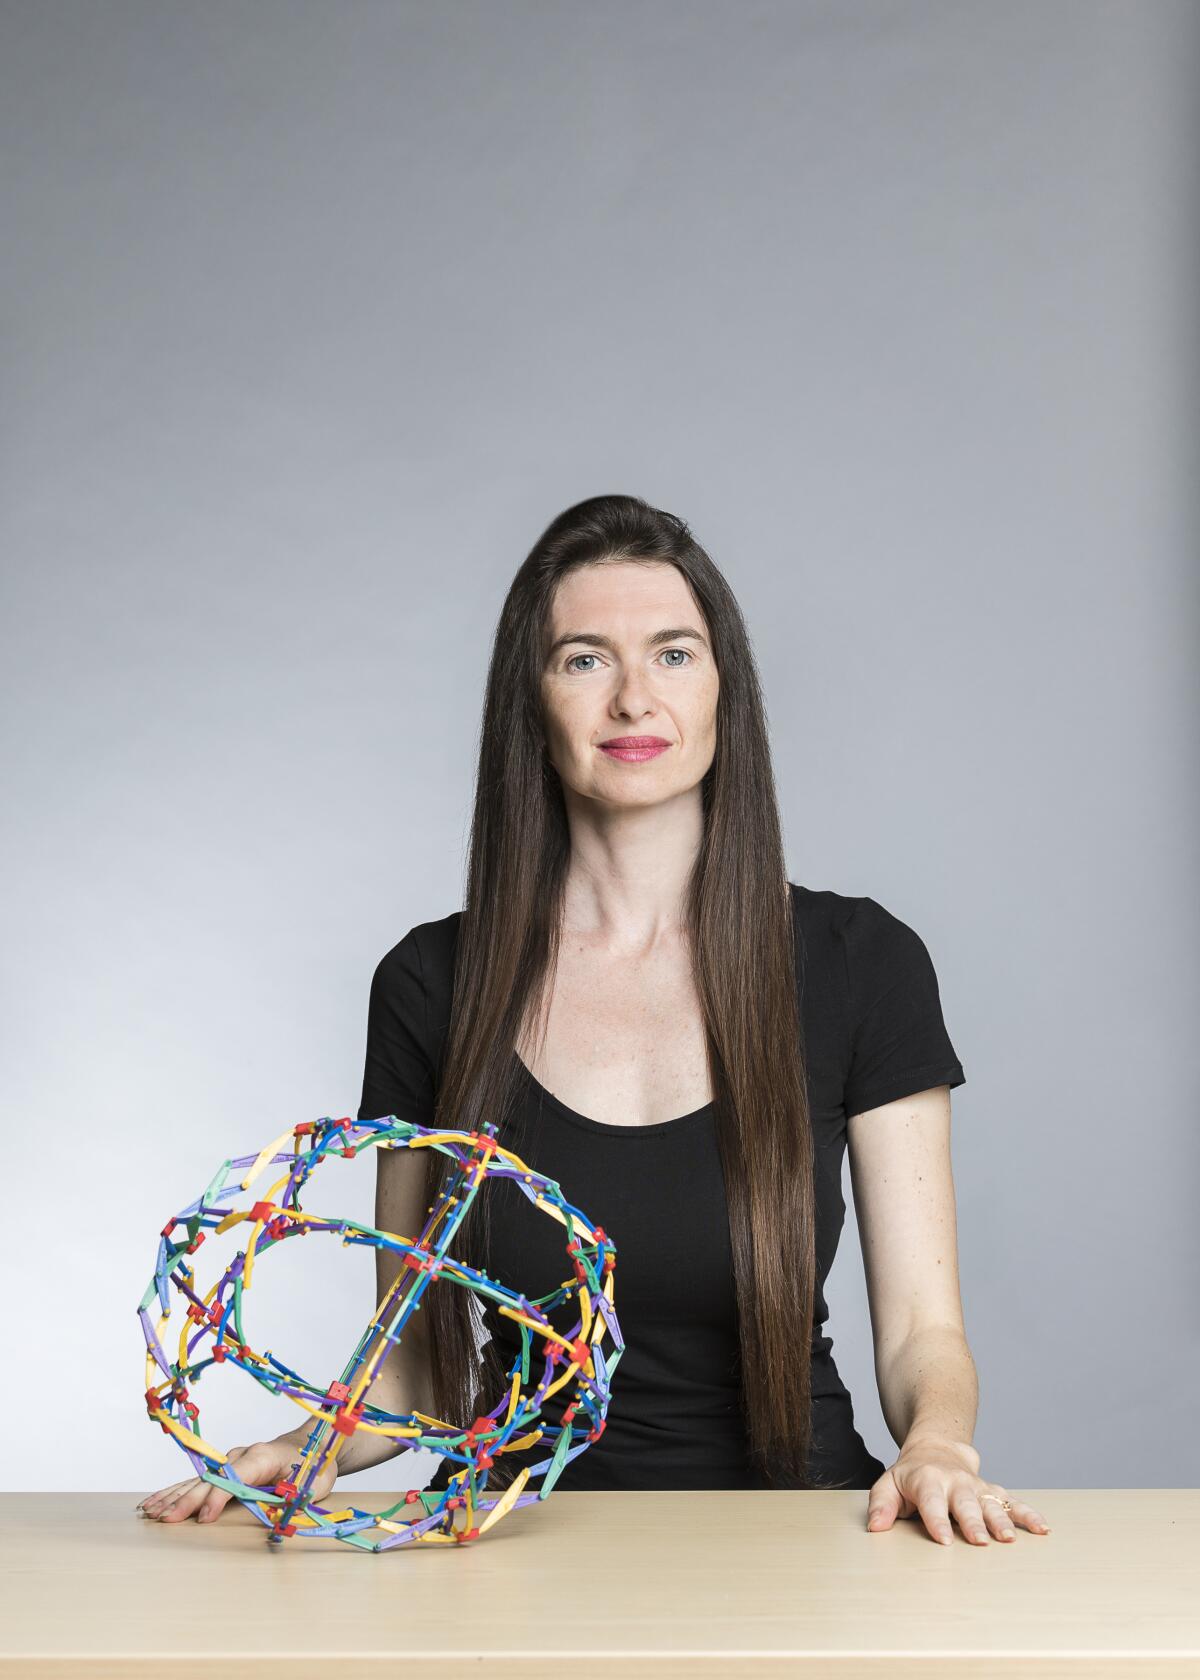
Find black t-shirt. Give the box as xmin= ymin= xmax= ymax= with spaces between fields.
xmin=357 ymin=882 xmax=965 ymax=1492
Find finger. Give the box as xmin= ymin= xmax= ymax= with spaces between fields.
xmin=148 ymin=1448 xmax=256 ymax=1520
xmin=140 ymin=1479 xmax=201 ymax=1517
xmin=196 ymin=1488 xmax=231 ymax=1522
xmin=865 ymin=1478 xmax=901 ymax=1531
xmin=979 ymin=1492 xmax=1050 ymax=1537
xmin=136 ymin=1484 xmax=184 ymax=1513
xmin=977 ymin=1490 xmax=1018 ymax=1542
xmin=162 ymin=1469 xmax=240 ymax=1522
xmin=974 ymin=1491 xmax=1021 ymax=1538
xmin=158 ymin=1481 xmax=214 ymax=1521
xmin=195 ymin=1469 xmax=249 ymax=1522
xmin=142 ymin=1485 xmax=200 ymax=1512
xmin=919 ymin=1494 xmax=955 ymax=1546
xmin=1005 ymin=1498 xmax=1051 ymax=1535
xmin=949 ymin=1487 xmax=992 ymax=1544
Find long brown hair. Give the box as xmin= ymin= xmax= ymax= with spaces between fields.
xmin=421 ymin=492 xmax=817 ymax=1488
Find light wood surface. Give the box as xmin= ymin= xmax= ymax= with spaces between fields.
xmin=2 ymin=1490 xmax=1198 ymax=1676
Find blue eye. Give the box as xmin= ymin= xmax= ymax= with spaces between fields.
xmin=564 ymin=648 xmax=693 ymax=673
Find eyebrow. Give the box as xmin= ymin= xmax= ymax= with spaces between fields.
xmin=546 ymin=626 xmax=709 ymax=659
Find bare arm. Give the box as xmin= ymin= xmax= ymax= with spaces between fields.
xmin=277 ymin=1141 xmax=436 ymax=1476
xmin=846 ymin=1083 xmax=975 ymax=1447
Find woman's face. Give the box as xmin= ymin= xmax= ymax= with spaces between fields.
xmin=539 ymin=560 xmax=719 ymax=809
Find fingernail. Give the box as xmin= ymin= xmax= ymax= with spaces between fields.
xmin=940 ymin=1532 xmax=952 ymax=1544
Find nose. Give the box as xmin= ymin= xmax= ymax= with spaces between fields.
xmin=610 ymin=665 xmax=657 ymax=718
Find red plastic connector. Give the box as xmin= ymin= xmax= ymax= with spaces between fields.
xmin=333 ymin=1401 xmax=365 ymax=1436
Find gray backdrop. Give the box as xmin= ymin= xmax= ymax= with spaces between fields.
xmin=3 ymin=0 xmax=1196 ymax=1495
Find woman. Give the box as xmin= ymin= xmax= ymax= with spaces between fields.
xmin=139 ymin=493 xmax=1050 ymax=1546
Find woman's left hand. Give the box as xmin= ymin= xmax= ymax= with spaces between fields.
xmin=866 ymin=1436 xmax=1051 ymax=1545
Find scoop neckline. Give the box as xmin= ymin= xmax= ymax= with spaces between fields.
xmin=513 ymin=1053 xmax=715 ymax=1136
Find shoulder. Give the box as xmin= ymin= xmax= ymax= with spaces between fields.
xmin=788 ymin=880 xmax=861 ymax=937
xmin=375 ymin=907 xmax=461 ymax=974
xmin=373 ymin=907 xmax=462 ymax=994
xmin=790 ymin=879 xmax=922 ymax=943
xmin=787 ymin=879 xmax=880 ymax=959
xmin=369 ymin=909 xmax=462 ymax=1041
xmin=787 ymin=881 xmax=935 ymax=995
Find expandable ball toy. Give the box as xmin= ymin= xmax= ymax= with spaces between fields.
xmin=138 ymin=1113 xmax=623 ymax=1551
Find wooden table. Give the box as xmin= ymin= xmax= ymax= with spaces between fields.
xmin=2 ymin=1490 xmax=1197 ymax=1676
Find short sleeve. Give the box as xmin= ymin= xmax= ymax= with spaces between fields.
xmin=841 ymin=896 xmax=966 ymax=1118
xmin=356 ymin=927 xmax=438 ymax=1124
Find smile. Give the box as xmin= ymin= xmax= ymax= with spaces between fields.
xmin=597 ymin=742 xmax=671 ymax=763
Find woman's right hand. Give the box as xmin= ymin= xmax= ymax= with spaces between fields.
xmin=135 ymin=1433 xmax=338 ymax=1524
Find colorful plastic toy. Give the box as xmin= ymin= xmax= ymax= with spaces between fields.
xmin=138 ymin=1114 xmax=623 ymax=1550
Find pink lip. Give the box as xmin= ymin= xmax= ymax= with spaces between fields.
xmin=598 ymin=737 xmax=671 ymax=763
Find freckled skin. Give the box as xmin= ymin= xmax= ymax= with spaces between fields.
xmin=540 ymin=561 xmax=719 ymax=817
xmin=524 ymin=558 xmax=721 ymax=1123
